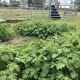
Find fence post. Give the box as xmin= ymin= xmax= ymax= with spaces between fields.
xmin=49 ymin=0 xmax=51 ymax=18
xmin=10 ymin=1 xmax=12 ymax=19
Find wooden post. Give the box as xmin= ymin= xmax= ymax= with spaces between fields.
xmin=49 ymin=0 xmax=52 ymax=18
xmin=10 ymin=0 xmax=12 ymax=18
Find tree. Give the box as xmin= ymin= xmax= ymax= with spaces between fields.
xmin=3 ymin=0 xmax=8 ymax=7
xmin=0 ymin=0 xmax=2 ymax=6
xmin=20 ymin=0 xmax=27 ymax=3
xmin=75 ymin=0 xmax=80 ymax=11
xmin=32 ymin=0 xmax=46 ymax=6
xmin=27 ymin=0 xmax=33 ymax=4
xmin=54 ymin=0 xmax=60 ymax=8
xmin=10 ymin=0 xmax=20 ymax=7
xmin=27 ymin=0 xmax=33 ymax=6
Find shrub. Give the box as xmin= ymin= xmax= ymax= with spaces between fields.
xmin=11 ymin=1 xmax=20 ymax=7
xmin=0 ymin=24 xmax=13 ymax=42
xmin=15 ymin=20 xmax=74 ymax=39
xmin=0 ymin=32 xmax=80 ymax=80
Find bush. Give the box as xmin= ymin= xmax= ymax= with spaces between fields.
xmin=0 ymin=32 xmax=80 ymax=80
xmin=0 ymin=45 xmax=15 ymax=70
xmin=15 ymin=20 xmax=74 ymax=39
xmin=11 ymin=1 xmax=20 ymax=7
xmin=0 ymin=24 xmax=13 ymax=42
xmin=0 ymin=45 xmax=18 ymax=80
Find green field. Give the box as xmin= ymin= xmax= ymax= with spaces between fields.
xmin=0 ymin=8 xmax=80 ymax=20
xmin=0 ymin=8 xmax=49 ymax=19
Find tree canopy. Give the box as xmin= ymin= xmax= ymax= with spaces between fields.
xmin=27 ymin=0 xmax=46 ymax=5
xmin=75 ymin=0 xmax=80 ymax=11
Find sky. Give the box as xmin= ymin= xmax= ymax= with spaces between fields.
xmin=1 ymin=0 xmax=73 ymax=5
xmin=1 ymin=0 xmax=10 ymax=2
xmin=1 ymin=0 xmax=18 ymax=3
xmin=60 ymin=0 xmax=71 ymax=5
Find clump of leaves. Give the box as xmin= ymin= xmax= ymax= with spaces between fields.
xmin=15 ymin=39 xmax=80 ymax=80
xmin=0 ymin=24 xmax=13 ymax=42
xmin=15 ymin=20 xmax=74 ymax=39
xmin=0 ymin=32 xmax=80 ymax=80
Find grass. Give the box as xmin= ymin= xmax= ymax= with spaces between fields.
xmin=0 ymin=8 xmax=49 ymax=20
xmin=49 ymin=19 xmax=80 ymax=32
xmin=0 ymin=8 xmax=80 ymax=20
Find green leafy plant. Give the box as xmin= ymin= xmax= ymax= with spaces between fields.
xmin=0 ymin=32 xmax=80 ymax=80
xmin=15 ymin=20 xmax=75 ymax=39
xmin=0 ymin=45 xmax=16 ymax=70
xmin=15 ymin=35 xmax=80 ymax=80
xmin=0 ymin=24 xmax=13 ymax=42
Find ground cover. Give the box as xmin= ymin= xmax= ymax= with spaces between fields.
xmin=0 ymin=19 xmax=80 ymax=80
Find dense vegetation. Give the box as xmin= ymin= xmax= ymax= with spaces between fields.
xmin=0 ymin=24 xmax=13 ymax=42
xmin=0 ymin=32 xmax=80 ymax=80
xmin=0 ymin=19 xmax=80 ymax=80
xmin=15 ymin=20 xmax=75 ymax=39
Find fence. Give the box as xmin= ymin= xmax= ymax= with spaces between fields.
xmin=0 ymin=2 xmax=80 ymax=20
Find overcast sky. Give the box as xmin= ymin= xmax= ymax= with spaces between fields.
xmin=60 ymin=0 xmax=71 ymax=5
xmin=2 ymin=0 xmax=18 ymax=2
xmin=1 ymin=0 xmax=72 ymax=5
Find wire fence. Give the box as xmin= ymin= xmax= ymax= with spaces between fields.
xmin=0 ymin=2 xmax=80 ymax=20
